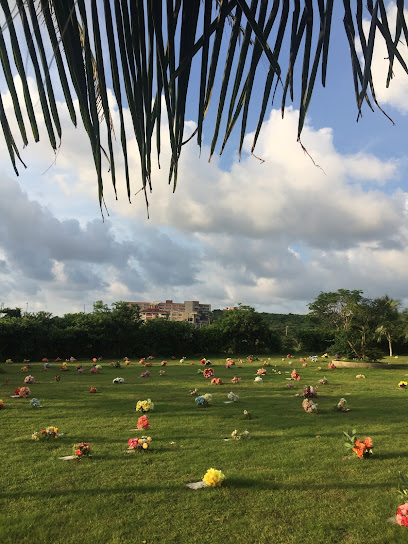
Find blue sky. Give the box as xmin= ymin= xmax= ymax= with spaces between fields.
xmin=0 ymin=2 xmax=407 ymax=316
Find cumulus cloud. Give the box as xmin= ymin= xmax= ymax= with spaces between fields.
xmin=0 ymin=73 xmax=407 ymax=314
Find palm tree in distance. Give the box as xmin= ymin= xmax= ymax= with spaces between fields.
xmin=0 ymin=1 xmax=407 ymax=212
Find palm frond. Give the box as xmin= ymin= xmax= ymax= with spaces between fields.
xmin=0 ymin=1 xmax=407 ymax=209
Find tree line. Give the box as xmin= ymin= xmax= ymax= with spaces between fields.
xmin=0 ymin=292 xmax=407 ymax=361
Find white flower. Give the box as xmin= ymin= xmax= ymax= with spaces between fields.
xmin=113 ymin=377 xmax=124 ymax=384
xmin=254 ymin=376 xmax=263 ymax=382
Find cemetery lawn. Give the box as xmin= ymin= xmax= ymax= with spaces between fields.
xmin=1 ymin=356 xmax=408 ymax=544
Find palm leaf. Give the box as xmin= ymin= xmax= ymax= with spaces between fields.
xmin=0 ymin=1 xmax=407 ymax=199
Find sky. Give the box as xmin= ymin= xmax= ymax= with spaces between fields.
xmin=0 ymin=2 xmax=407 ymax=316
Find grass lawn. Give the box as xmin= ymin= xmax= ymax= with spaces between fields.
xmin=1 ymin=355 xmax=408 ymax=543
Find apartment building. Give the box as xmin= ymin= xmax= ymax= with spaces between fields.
xmin=127 ymin=299 xmax=211 ymax=326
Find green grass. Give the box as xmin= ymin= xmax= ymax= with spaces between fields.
xmin=1 ymin=355 xmax=408 ymax=543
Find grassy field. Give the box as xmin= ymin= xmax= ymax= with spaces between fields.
xmin=1 ymin=355 xmax=408 ymax=544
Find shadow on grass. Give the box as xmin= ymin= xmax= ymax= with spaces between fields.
xmin=0 ymin=477 xmax=394 ymax=501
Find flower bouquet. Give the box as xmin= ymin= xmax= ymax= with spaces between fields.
xmin=144 ymin=362 xmax=152 ymax=367
xmin=161 ymin=361 xmax=167 ymax=366
xmin=75 ymin=364 xmax=82 ymax=370
xmin=137 ymin=415 xmax=150 ymax=430
xmin=291 ymin=370 xmax=300 ymax=381
xmin=141 ymin=370 xmax=150 ymax=378
xmin=43 ymin=362 xmax=51 ymax=370
xmin=30 ymin=398 xmax=42 ymax=408
xmin=398 ymin=381 xmax=407 ymax=388
xmin=211 ymin=377 xmax=222 ymax=385
xmin=203 ymin=368 xmax=214 ymax=379
xmin=227 ymin=391 xmax=239 ymax=402
xmin=90 ymin=367 xmax=99 ymax=374
xmin=195 ymin=393 xmax=212 ymax=407
xmin=21 ymin=366 xmax=28 ymax=372
xmin=231 ymin=429 xmax=250 ymax=440
xmin=139 ymin=358 xmax=145 ymax=364
xmin=0 ymin=399 xmax=5 ymax=410
xmin=302 ymin=385 xmax=318 ymax=399
xmin=32 ymin=426 xmax=63 ymax=441
xmin=343 ymin=429 xmax=373 ymax=458
xmin=60 ymin=362 xmax=69 ymax=371
xmin=42 ymin=358 xmax=49 ymax=363
xmin=243 ymin=409 xmax=251 ymax=419
xmin=336 ymin=398 xmax=350 ymax=412
xmin=254 ymin=376 xmax=263 ymax=383
xmin=319 ymin=377 xmax=328 ymax=385
xmin=136 ymin=398 xmax=154 ymax=412
xmin=128 ymin=436 xmax=151 ymax=451
xmin=54 ymin=375 xmax=61 ymax=382
xmin=302 ymin=399 xmax=318 ymax=413
xmin=14 ymin=386 xmax=30 ymax=398
xmin=110 ymin=361 xmax=121 ymax=368
xmin=328 ymin=362 xmax=336 ymax=370
xmin=89 ymin=387 xmax=97 ymax=393
xmin=203 ymin=468 xmax=225 ymax=487
xmin=286 ymin=383 xmax=294 ymax=389
xmin=125 ymin=360 xmax=131 ymax=366
xmin=257 ymin=368 xmax=267 ymax=376
xmin=159 ymin=370 xmax=166 ymax=376
xmin=231 ymin=376 xmax=241 ymax=384
xmin=24 ymin=375 xmax=35 ymax=385
xmin=395 ymin=473 xmax=408 ymax=527
xmin=54 ymin=357 xmax=62 ymax=362
xmin=190 ymin=388 xmax=199 ymax=396
xmin=5 ymin=359 xmax=13 ymax=364
xmin=74 ymin=442 xmax=91 ymax=458
xmin=112 ymin=377 xmax=124 ymax=384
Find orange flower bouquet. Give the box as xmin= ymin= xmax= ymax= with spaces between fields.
xmin=344 ymin=429 xmax=373 ymax=458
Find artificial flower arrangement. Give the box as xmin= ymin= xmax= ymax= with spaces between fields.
xmin=139 ymin=358 xmax=145 ymax=364
xmin=30 ymin=398 xmax=41 ymax=408
xmin=110 ymin=361 xmax=121 ymax=368
xmin=328 ymin=362 xmax=336 ymax=370
xmin=90 ymin=367 xmax=99 ymax=374
xmin=395 ymin=473 xmax=408 ymax=527
xmin=247 ymin=356 xmax=254 ymax=362
xmin=60 ymin=362 xmax=69 ymax=371
xmin=225 ymin=358 xmax=235 ymax=368
xmin=147 ymin=356 xmax=154 ymax=360
xmin=302 ymin=398 xmax=318 ymax=413
xmin=243 ymin=409 xmax=251 ymax=419
xmin=89 ymin=387 xmax=97 ymax=393
xmin=43 ymin=362 xmax=51 ymax=370
xmin=24 ymin=375 xmax=35 ymax=385
xmin=159 ymin=370 xmax=166 ymax=376
xmin=190 ymin=388 xmax=199 ymax=396
xmin=74 ymin=442 xmax=91 ymax=458
xmin=14 ymin=386 xmax=30 ymax=398
xmin=75 ymin=363 xmax=82 ymax=370
xmin=321 ymin=353 xmax=329 ymax=359
xmin=5 ymin=359 xmax=13 ymax=364
xmin=231 ymin=429 xmax=250 ymax=440
xmin=136 ymin=398 xmax=154 ymax=412
xmin=194 ymin=393 xmax=212 ymax=407
xmin=211 ymin=377 xmax=222 ymax=385
xmin=336 ymin=398 xmax=350 ymax=412
xmin=32 ymin=426 xmax=62 ymax=440
xmin=54 ymin=375 xmax=61 ymax=382
xmin=257 ymin=368 xmax=267 ymax=376
xmin=302 ymin=362 xmax=308 ymax=367
xmin=141 ymin=370 xmax=150 ymax=378
xmin=227 ymin=391 xmax=239 ymax=402
xmin=254 ymin=376 xmax=263 ymax=383
xmin=302 ymin=385 xmax=318 ymax=399
xmin=112 ymin=377 xmax=124 ymax=384
xmin=77 ymin=368 xmax=83 ymax=374
xmin=137 ymin=415 xmax=150 ymax=430
xmin=202 ymin=468 xmax=225 ymax=487
xmin=144 ymin=362 xmax=152 ymax=367
xmin=95 ymin=364 xmax=102 ymax=370
xmin=291 ymin=370 xmax=300 ymax=381
xmin=343 ymin=429 xmax=373 ymax=458
xmin=231 ymin=376 xmax=241 ymax=384
xmin=203 ymin=368 xmax=214 ymax=379
xmin=54 ymin=357 xmax=62 ymax=362
xmin=319 ymin=377 xmax=328 ymax=385
xmin=286 ymin=383 xmax=294 ymax=389
xmin=398 ymin=381 xmax=407 ymax=388
xmin=161 ymin=360 xmax=167 ymax=366
xmin=180 ymin=357 xmax=186 ymax=363
xmin=0 ymin=399 xmax=5 ymax=409
xmin=42 ymin=358 xmax=49 ymax=363
xmin=356 ymin=374 xmax=366 ymax=379
xmin=125 ymin=360 xmax=131 ymax=366
xmin=309 ymin=355 xmax=318 ymax=362
xmin=128 ymin=436 xmax=151 ymax=451
xmin=21 ymin=366 xmax=28 ymax=372
xmin=3 ymin=378 xmax=10 ymax=385
xmin=200 ymin=358 xmax=207 ymax=365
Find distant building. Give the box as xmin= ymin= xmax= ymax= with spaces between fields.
xmin=127 ymin=300 xmax=211 ymax=326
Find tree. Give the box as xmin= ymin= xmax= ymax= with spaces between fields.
xmin=0 ymin=2 xmax=407 ymax=210
xmin=374 ymin=295 xmax=402 ymax=357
